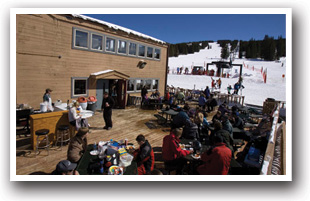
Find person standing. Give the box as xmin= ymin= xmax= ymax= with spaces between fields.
xmin=141 ymin=85 xmax=148 ymax=108
xmin=101 ymin=92 xmax=115 ymax=130
xmin=227 ymin=85 xmax=232 ymax=94
xmin=217 ymin=78 xmax=222 ymax=89
xmin=211 ymin=77 xmax=216 ymax=92
xmin=43 ymin=88 xmax=53 ymax=111
xmin=204 ymin=86 xmax=210 ymax=99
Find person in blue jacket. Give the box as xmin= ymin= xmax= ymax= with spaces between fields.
xmin=198 ymin=93 xmax=207 ymax=110
xmin=204 ymin=86 xmax=210 ymax=99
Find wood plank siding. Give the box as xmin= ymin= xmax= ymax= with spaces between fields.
xmin=16 ymin=14 xmax=168 ymax=108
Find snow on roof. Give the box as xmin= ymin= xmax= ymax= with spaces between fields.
xmin=91 ymin=69 xmax=114 ymax=76
xmin=71 ymin=14 xmax=166 ymax=44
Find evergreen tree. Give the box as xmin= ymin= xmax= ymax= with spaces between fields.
xmin=221 ymin=44 xmax=229 ymax=59
xmin=261 ymin=35 xmax=276 ymax=61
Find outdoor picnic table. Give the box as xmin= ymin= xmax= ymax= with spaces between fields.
xmin=180 ymin=139 xmax=210 ymax=162
xmin=160 ymin=109 xmax=179 ymax=123
xmin=76 ymin=144 xmax=137 ymax=175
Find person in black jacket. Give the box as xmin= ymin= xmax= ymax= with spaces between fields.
xmin=231 ymin=112 xmax=244 ymax=129
xmin=181 ymin=118 xmax=199 ymax=140
xmin=141 ymin=85 xmax=148 ymax=108
xmin=101 ymin=92 xmax=115 ymax=130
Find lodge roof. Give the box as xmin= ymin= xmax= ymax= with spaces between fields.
xmin=71 ymin=14 xmax=167 ymax=45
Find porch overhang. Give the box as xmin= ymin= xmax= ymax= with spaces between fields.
xmin=90 ymin=70 xmax=130 ymax=80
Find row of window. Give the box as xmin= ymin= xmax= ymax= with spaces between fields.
xmin=127 ymin=78 xmax=159 ymax=93
xmin=71 ymin=77 xmax=159 ymax=98
xmin=73 ymin=27 xmax=161 ymax=60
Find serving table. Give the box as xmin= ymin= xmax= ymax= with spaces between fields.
xmin=76 ymin=144 xmax=137 ymax=175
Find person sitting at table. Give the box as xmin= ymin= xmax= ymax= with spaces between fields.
xmin=131 ymin=134 xmax=155 ymax=175
xmin=198 ymin=93 xmax=207 ymax=110
xmin=150 ymin=89 xmax=160 ymax=98
xmin=211 ymin=111 xmax=222 ymax=126
xmin=68 ymin=101 xmax=89 ymax=130
xmin=210 ymin=120 xmax=234 ymax=154
xmin=171 ymin=104 xmax=190 ymax=128
xmin=230 ymin=112 xmax=244 ymax=129
xmin=51 ymin=160 xmax=79 ymax=175
xmin=194 ymin=111 xmax=210 ymax=142
xmin=218 ymin=102 xmax=230 ymax=116
xmin=162 ymin=127 xmax=193 ymax=174
xmin=67 ymin=127 xmax=89 ymax=163
xmin=206 ymin=94 xmax=218 ymax=112
xmin=221 ymin=114 xmax=233 ymax=137
xmin=181 ymin=111 xmax=199 ymax=140
xmin=196 ymin=135 xmax=232 ymax=175
xmin=176 ymin=90 xmax=185 ymax=105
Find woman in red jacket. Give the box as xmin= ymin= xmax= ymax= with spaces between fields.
xmin=162 ymin=128 xmax=193 ymax=174
xmin=197 ymin=135 xmax=232 ymax=175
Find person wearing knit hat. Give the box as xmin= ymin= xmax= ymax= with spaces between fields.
xmin=67 ymin=127 xmax=89 ymax=163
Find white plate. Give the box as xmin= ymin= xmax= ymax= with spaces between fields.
xmin=90 ymin=150 xmax=99 ymax=155
xmin=191 ymin=154 xmax=201 ymax=159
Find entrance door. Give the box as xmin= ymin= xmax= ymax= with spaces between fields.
xmin=117 ymin=79 xmax=127 ymax=109
xmin=96 ymin=79 xmax=109 ymax=110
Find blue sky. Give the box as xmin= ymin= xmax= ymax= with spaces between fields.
xmin=84 ymin=14 xmax=286 ymax=44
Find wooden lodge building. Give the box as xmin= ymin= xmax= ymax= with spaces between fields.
xmin=16 ymin=14 xmax=168 ymax=109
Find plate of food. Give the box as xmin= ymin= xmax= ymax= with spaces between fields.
xmin=108 ymin=165 xmax=123 ymax=175
xmin=191 ymin=153 xmax=201 ymax=159
xmin=90 ymin=150 xmax=99 ymax=156
xmin=126 ymin=145 xmax=135 ymax=150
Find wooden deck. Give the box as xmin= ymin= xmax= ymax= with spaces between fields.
xmin=16 ymin=105 xmax=216 ymax=175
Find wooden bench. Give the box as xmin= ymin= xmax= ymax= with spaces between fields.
xmin=154 ymin=114 xmax=166 ymax=125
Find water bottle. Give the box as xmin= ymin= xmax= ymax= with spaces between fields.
xmin=124 ymin=138 xmax=128 ymax=146
xmin=67 ymin=100 xmax=70 ymax=110
xmin=99 ymin=160 xmax=104 ymax=174
xmin=93 ymin=142 xmax=97 ymax=151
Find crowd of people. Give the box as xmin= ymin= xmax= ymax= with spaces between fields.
xmin=159 ymin=89 xmax=249 ymax=175
xmin=49 ymin=75 xmax=248 ymax=176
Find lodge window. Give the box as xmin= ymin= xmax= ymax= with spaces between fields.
xmin=72 ymin=27 xmax=161 ymax=61
xmin=118 ymin=40 xmax=127 ymax=54
xmin=154 ymin=48 xmax=161 ymax=59
xmin=127 ymin=79 xmax=135 ymax=92
xmin=91 ymin=34 xmax=103 ymax=51
xmin=106 ymin=37 xmax=116 ymax=52
xmin=136 ymin=79 xmax=143 ymax=91
xmin=138 ymin=45 xmax=146 ymax=57
xmin=75 ymin=30 xmax=88 ymax=48
xmin=129 ymin=42 xmax=137 ymax=56
xmin=152 ymin=79 xmax=159 ymax=90
xmin=127 ymin=78 xmax=160 ymax=93
xmin=71 ymin=77 xmax=88 ymax=98
xmin=147 ymin=47 xmax=153 ymax=58
xmin=144 ymin=79 xmax=152 ymax=90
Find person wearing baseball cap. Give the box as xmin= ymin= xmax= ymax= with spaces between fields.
xmin=51 ymin=160 xmax=79 ymax=175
